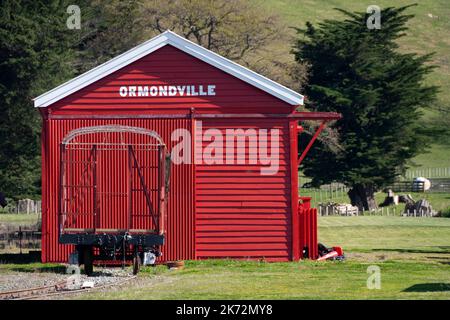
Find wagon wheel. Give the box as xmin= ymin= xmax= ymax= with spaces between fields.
xmin=83 ymin=246 xmax=94 ymax=276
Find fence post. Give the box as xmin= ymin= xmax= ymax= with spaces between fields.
xmin=19 ymin=226 xmax=22 ymax=255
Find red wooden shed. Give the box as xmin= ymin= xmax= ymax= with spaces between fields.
xmin=34 ymin=30 xmax=340 ymax=264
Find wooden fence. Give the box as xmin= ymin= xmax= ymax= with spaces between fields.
xmin=0 ymin=199 xmax=41 ymax=214
xmin=0 ymin=225 xmax=41 ymax=253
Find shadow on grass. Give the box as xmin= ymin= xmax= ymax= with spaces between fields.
xmin=372 ymin=247 xmax=450 ymax=254
xmin=0 ymin=251 xmax=66 ymax=273
xmin=426 ymin=256 xmax=450 ymax=265
xmin=11 ymin=265 xmax=67 ymax=274
xmin=403 ymin=283 xmax=450 ymax=292
xmin=0 ymin=251 xmax=41 ymax=264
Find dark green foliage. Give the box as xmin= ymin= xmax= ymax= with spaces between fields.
xmin=0 ymin=0 xmax=76 ymax=198
xmin=293 ymin=5 xmax=438 ymax=192
xmin=74 ymin=0 xmax=145 ymax=73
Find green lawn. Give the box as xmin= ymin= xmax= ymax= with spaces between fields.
xmin=70 ymin=259 xmax=449 ymax=300
xmin=0 ymin=214 xmax=40 ymax=226
xmin=0 ymin=216 xmax=448 ymax=299
xmin=319 ymin=216 xmax=450 ymax=252
xmin=63 ymin=216 xmax=450 ymax=300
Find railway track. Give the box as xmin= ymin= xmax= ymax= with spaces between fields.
xmin=0 ymin=275 xmax=137 ymax=300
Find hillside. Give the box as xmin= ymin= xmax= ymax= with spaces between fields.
xmin=256 ymin=0 xmax=450 ymax=169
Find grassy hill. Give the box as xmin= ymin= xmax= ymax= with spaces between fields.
xmin=256 ymin=0 xmax=450 ymax=169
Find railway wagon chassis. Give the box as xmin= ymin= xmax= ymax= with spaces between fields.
xmin=58 ymin=126 xmax=170 ymax=275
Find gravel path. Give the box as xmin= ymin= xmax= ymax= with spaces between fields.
xmin=0 ymin=272 xmax=67 ymax=292
xmin=0 ymin=266 xmax=135 ymax=294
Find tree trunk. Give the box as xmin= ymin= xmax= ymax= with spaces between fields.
xmin=348 ymin=184 xmax=377 ymax=211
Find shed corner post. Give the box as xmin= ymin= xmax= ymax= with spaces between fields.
xmin=191 ymin=107 xmax=198 ymax=260
xmin=289 ymin=119 xmax=300 ymax=261
xmin=40 ymin=110 xmax=49 ymax=263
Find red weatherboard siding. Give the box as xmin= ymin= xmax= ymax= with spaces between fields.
xmin=50 ymin=45 xmax=291 ymax=116
xmin=42 ymin=118 xmax=195 ymax=262
xmin=195 ymin=120 xmax=292 ymax=261
xmin=41 ymin=44 xmax=298 ymax=263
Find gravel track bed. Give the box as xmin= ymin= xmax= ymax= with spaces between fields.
xmin=0 ymin=273 xmax=67 ymax=292
xmin=0 ymin=267 xmax=134 ymax=294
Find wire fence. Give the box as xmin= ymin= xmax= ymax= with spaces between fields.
xmin=299 ymin=184 xmax=350 ymax=207
xmin=404 ymin=167 xmax=450 ymax=179
xmin=317 ymin=204 xmax=435 ymax=217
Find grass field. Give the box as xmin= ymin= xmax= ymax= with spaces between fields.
xmin=52 ymin=216 xmax=448 ymax=300
xmin=0 ymin=217 xmax=448 ymax=299
xmin=0 ymin=214 xmax=40 ymax=226
xmin=411 ymin=144 xmax=450 ymax=169
xmin=319 ymin=216 xmax=450 ymax=252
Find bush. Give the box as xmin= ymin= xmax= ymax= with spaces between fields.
xmin=0 ymin=198 xmax=17 ymax=214
xmin=439 ymin=207 xmax=450 ymax=218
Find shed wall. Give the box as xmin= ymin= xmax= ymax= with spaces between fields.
xmin=194 ymin=119 xmax=292 ymax=261
xmin=41 ymin=43 xmax=298 ymax=263
xmin=42 ymin=118 xmax=195 ymax=262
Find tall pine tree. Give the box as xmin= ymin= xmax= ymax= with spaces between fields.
xmin=293 ymin=5 xmax=438 ymax=210
xmin=0 ymin=0 xmax=76 ymax=198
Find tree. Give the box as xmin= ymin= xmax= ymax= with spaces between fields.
xmin=75 ymin=0 xmax=307 ymax=87
xmin=144 ymin=0 xmax=308 ymax=88
xmin=292 ymin=5 xmax=438 ymax=210
xmin=74 ymin=0 xmax=145 ymax=73
xmin=0 ymin=0 xmax=76 ymax=198
xmin=144 ymin=0 xmax=279 ymax=61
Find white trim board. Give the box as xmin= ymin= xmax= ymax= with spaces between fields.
xmin=34 ymin=30 xmax=304 ymax=108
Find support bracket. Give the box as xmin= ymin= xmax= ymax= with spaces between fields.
xmin=297 ymin=120 xmax=328 ymax=166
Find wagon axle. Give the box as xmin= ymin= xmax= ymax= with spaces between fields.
xmin=72 ymin=235 xmax=162 ymax=276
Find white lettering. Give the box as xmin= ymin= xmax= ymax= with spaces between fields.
xmin=177 ymin=85 xmax=186 ymax=96
xmin=128 ymin=86 xmax=136 ymax=97
xmin=168 ymin=86 xmax=177 ymax=96
xmin=159 ymin=86 xmax=167 ymax=96
xmin=149 ymin=86 xmax=158 ymax=96
xmin=191 ymin=85 xmax=198 ymax=96
xmin=119 ymin=84 xmax=216 ymax=97
xmin=208 ymin=85 xmax=216 ymax=96
xmin=137 ymin=86 xmax=148 ymax=97
xmin=119 ymin=86 xmax=127 ymax=97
